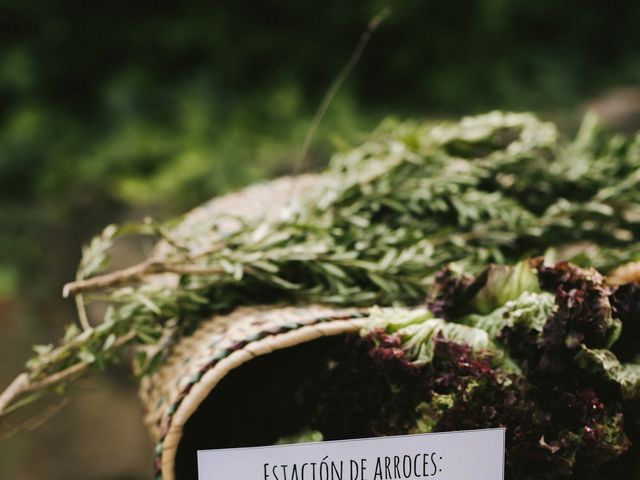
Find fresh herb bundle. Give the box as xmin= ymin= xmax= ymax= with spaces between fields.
xmin=1 ymin=111 xmax=639 ymax=424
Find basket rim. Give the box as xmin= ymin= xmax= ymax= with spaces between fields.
xmin=153 ymin=307 xmax=369 ymax=480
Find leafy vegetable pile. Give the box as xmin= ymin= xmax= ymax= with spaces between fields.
xmin=295 ymin=260 xmax=639 ymax=479
xmin=2 ymin=111 xmax=640 ymax=429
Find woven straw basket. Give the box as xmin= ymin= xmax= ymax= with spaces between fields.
xmin=139 ymin=175 xmax=374 ymax=480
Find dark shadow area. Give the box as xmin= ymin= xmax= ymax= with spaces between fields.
xmin=175 ymin=335 xmax=348 ymax=479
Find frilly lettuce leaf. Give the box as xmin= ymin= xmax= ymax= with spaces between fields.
xmin=365 ymin=307 xmax=492 ymax=364
xmin=472 ymin=261 xmax=541 ymax=314
xmin=364 ymin=306 xmax=434 ymax=333
xmin=575 ymin=347 xmax=640 ymax=401
xmin=461 ymin=290 xmax=556 ymax=338
xmin=401 ymin=319 xmax=492 ymax=364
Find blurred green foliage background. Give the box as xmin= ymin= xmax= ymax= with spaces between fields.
xmin=1 ymin=1 xmax=639 ymax=478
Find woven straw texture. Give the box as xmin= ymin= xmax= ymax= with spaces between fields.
xmin=138 ymin=175 xmax=369 ymax=480
xmin=149 ymin=174 xmax=321 ymax=290
xmin=153 ymin=173 xmax=321 ymax=261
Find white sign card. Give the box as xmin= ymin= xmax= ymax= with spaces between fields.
xmin=198 ymin=428 xmax=505 ymax=480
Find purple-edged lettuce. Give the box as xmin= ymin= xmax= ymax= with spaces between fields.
xmin=298 ymin=260 xmax=639 ymax=480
